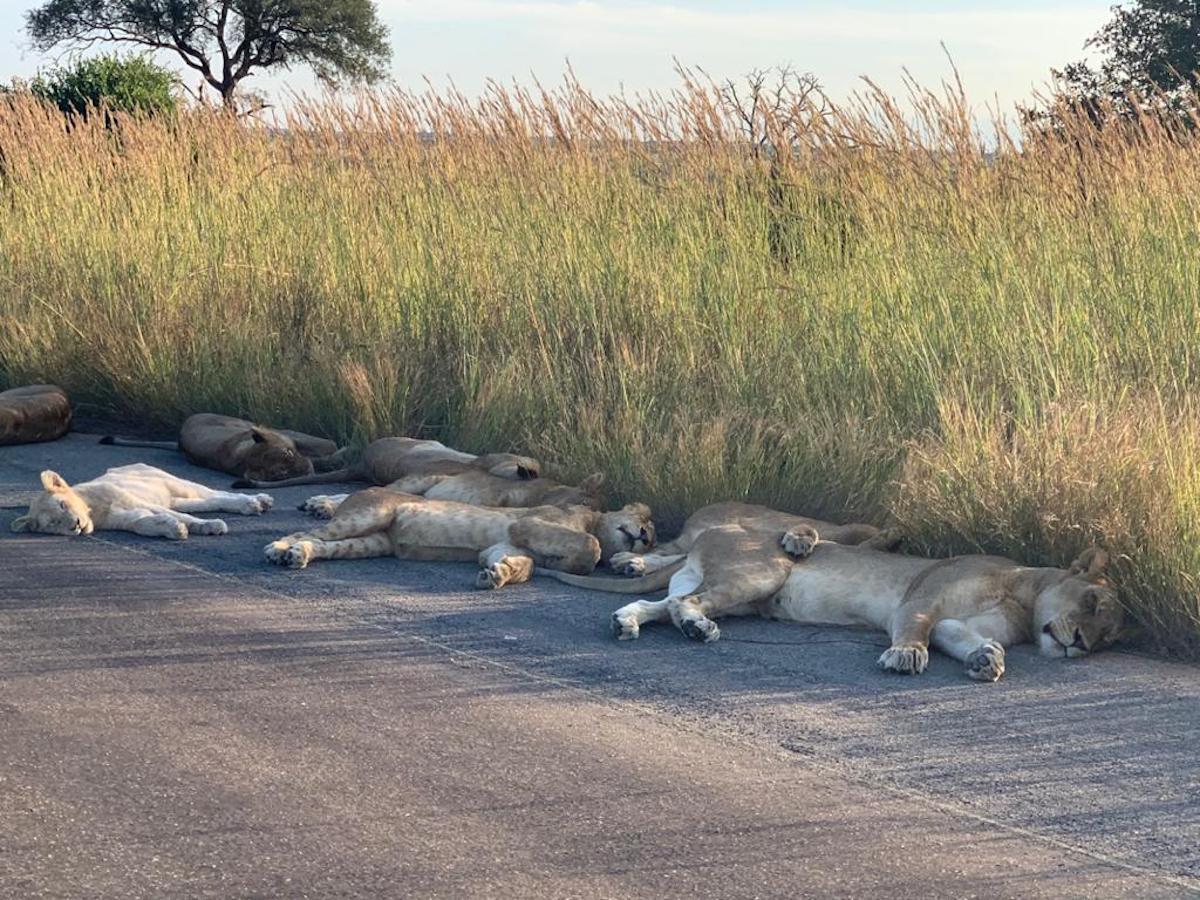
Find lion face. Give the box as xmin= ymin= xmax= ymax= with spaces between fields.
xmin=241 ymin=429 xmax=315 ymax=482
xmin=595 ymin=503 xmax=656 ymax=563
xmin=1035 ymin=576 xmax=1124 ymax=658
xmin=10 ymin=470 xmax=94 ymax=536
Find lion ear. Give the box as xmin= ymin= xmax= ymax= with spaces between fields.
xmin=516 ymin=464 xmax=538 ymax=480
xmin=40 ymin=470 xmax=69 ymax=493
xmin=580 ymin=472 xmax=605 ymax=492
xmin=10 ymin=514 xmax=32 ymax=533
xmin=250 ymin=428 xmax=269 ymax=444
xmin=1069 ymin=547 xmax=1110 ymax=577
xmin=622 ymin=501 xmax=651 ymax=519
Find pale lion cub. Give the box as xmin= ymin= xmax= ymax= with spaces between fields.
xmin=10 ymin=464 xmax=274 ymax=540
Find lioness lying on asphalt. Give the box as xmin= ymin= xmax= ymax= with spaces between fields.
xmin=264 ymin=488 xmax=654 ymax=589
xmin=0 ymin=385 xmax=72 ymax=445
xmin=296 ymin=470 xmax=607 ymax=518
xmin=233 ymin=436 xmax=541 ymax=491
xmin=10 ymin=464 xmax=273 ymax=540
xmin=101 ymin=413 xmax=342 ymax=484
xmin=551 ymin=519 xmax=1123 ymax=681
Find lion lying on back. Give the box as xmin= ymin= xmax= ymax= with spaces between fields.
xmin=593 ymin=502 xmax=892 ymax=580
xmin=264 ymin=487 xmax=654 ymax=589
xmin=10 ymin=465 xmax=273 ymax=540
xmin=546 ymin=510 xmax=1124 ymax=681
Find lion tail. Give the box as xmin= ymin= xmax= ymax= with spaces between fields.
xmin=98 ymin=435 xmax=179 ymax=450
xmin=535 ymin=559 xmax=685 ymax=594
xmin=232 ymin=467 xmax=363 ymax=489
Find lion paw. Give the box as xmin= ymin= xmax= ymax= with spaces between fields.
xmin=283 ymin=544 xmax=312 ymax=568
xmin=611 ymin=612 xmax=640 ymax=640
xmin=965 ymin=641 xmax=1006 ymax=682
xmin=264 ymin=540 xmax=310 ymax=568
xmin=192 ymin=519 xmax=228 ymax=536
xmin=263 ymin=541 xmax=286 ymax=564
xmin=236 ymin=495 xmax=270 ymax=515
xmin=878 ymin=643 xmax=929 ymax=675
xmin=781 ymin=526 xmax=819 ymax=559
xmin=680 ymin=616 xmax=721 ymax=643
xmin=609 ymin=552 xmax=646 ymax=577
xmin=298 ymin=496 xmax=338 ymax=519
xmin=148 ymin=514 xmax=188 ymax=540
xmin=476 ymin=564 xmax=508 ymax=590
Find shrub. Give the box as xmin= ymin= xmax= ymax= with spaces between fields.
xmin=29 ymin=54 xmax=178 ymax=118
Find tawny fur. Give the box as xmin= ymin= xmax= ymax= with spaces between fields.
xmin=296 ymin=470 xmax=606 ymax=519
xmin=235 ymin=436 xmax=542 ymax=491
xmin=566 ymin=519 xmax=1124 ymax=682
xmin=264 ymin=487 xmax=654 ymax=590
xmin=0 ymin=385 xmax=71 ymax=446
xmin=540 ymin=501 xmax=895 ymax=590
xmin=101 ymin=413 xmax=342 ymax=483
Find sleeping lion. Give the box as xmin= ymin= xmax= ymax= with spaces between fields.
xmin=10 ymin=465 xmax=273 ymax=540
xmin=100 ymin=413 xmax=343 ymax=484
xmin=264 ymin=487 xmax=655 ymax=589
xmin=545 ymin=517 xmax=1124 ymax=682
xmin=295 ymin=471 xmax=607 ymax=518
xmin=234 ymin=436 xmax=541 ymax=491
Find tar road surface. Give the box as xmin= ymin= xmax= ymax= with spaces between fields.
xmin=2 ymin=435 xmax=1198 ymax=898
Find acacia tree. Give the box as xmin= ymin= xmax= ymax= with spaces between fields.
xmin=1055 ymin=0 xmax=1200 ymax=118
xmin=25 ymin=1 xmax=390 ymax=109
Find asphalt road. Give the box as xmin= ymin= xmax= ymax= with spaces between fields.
xmin=2 ymin=434 xmax=1198 ymax=899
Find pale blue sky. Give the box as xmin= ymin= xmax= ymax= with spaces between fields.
xmin=0 ymin=1 xmax=1113 ymax=109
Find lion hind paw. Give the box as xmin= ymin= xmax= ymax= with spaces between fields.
xmin=878 ymin=643 xmax=929 ymax=675
xmin=781 ymin=526 xmax=819 ymax=559
xmin=965 ymin=641 xmax=1006 ymax=682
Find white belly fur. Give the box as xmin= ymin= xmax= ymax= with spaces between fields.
xmin=769 ymin=564 xmax=911 ymax=629
xmin=666 ymin=561 xmax=703 ymax=598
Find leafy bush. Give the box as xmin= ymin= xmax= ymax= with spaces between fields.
xmin=29 ymin=54 xmax=177 ymax=118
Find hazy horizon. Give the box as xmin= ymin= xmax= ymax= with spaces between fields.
xmin=0 ymin=1 xmax=1111 ymax=111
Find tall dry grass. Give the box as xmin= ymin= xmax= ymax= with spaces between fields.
xmin=2 ymin=73 xmax=1200 ymax=653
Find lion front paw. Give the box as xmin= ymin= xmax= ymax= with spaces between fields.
xmin=608 ymin=552 xmax=646 ymax=577
xmin=781 ymin=526 xmax=819 ymax=559
xmin=298 ymin=496 xmax=339 ymax=519
xmin=236 ymin=495 xmax=270 ymax=515
xmin=264 ymin=541 xmax=289 ymax=565
xmin=147 ymin=514 xmax=188 ymax=540
xmin=611 ymin=611 xmax=640 ymax=640
xmin=965 ymin=641 xmax=1006 ymax=682
xmin=191 ymin=519 xmax=228 ymax=536
xmin=283 ymin=544 xmax=312 ymax=568
xmin=264 ymin=540 xmax=311 ymax=569
xmin=878 ymin=643 xmax=929 ymax=675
